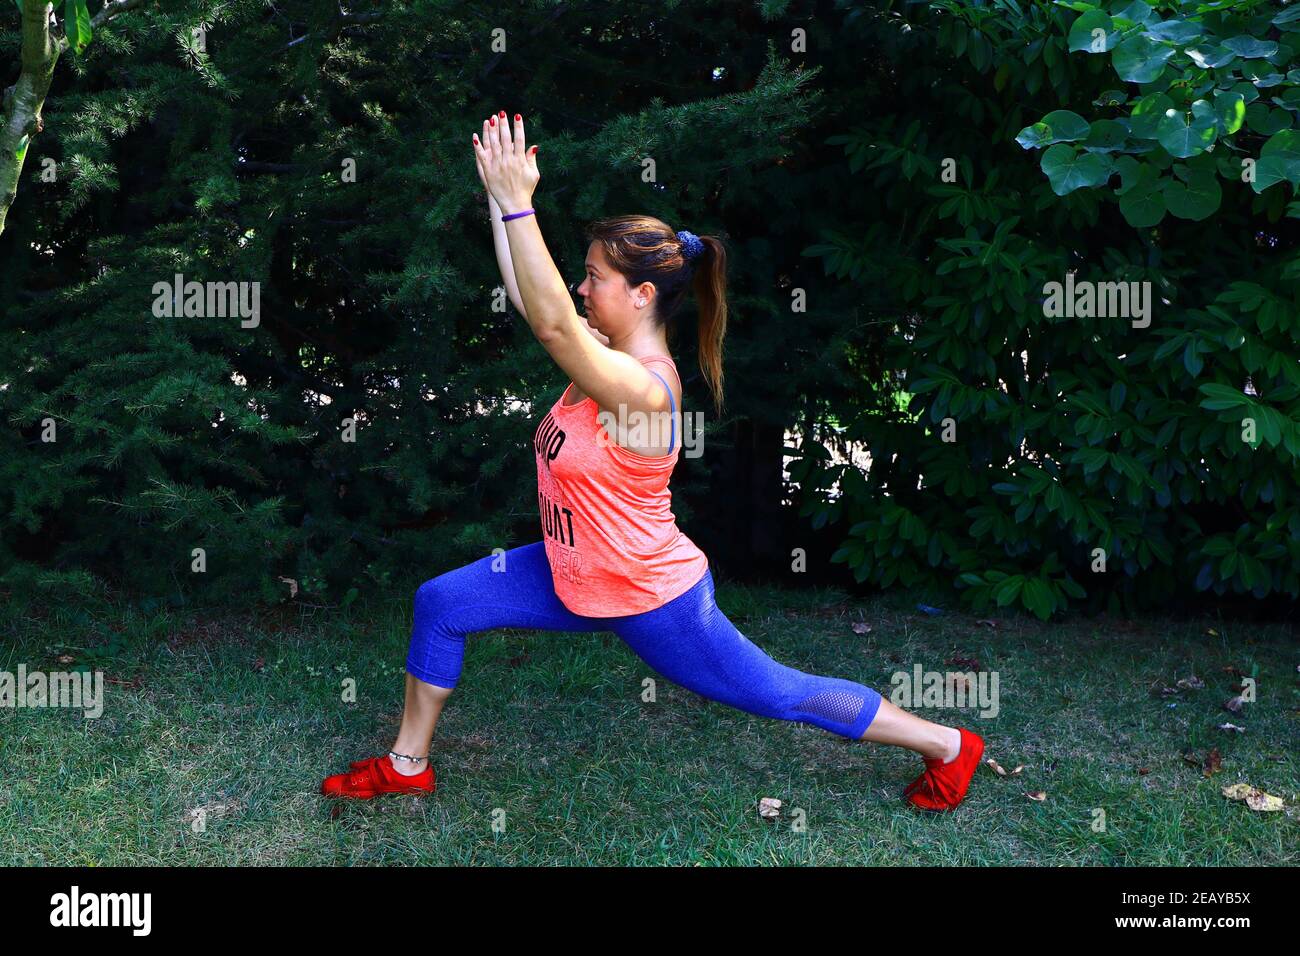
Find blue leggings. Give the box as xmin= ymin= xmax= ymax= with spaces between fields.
xmin=405 ymin=541 xmax=882 ymax=739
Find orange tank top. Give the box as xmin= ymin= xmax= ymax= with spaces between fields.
xmin=533 ymin=355 xmax=709 ymax=616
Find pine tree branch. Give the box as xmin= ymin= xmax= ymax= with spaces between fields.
xmin=88 ymin=0 xmax=146 ymax=32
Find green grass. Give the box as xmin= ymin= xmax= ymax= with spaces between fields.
xmin=1 ymin=583 xmax=1297 ymax=865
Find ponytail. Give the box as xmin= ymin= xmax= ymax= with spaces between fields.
xmin=584 ymin=216 xmax=729 ymax=418
xmin=691 ymin=236 xmax=727 ymax=418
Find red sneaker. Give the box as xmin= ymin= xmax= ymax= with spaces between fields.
xmin=902 ymin=727 xmax=984 ymax=812
xmin=321 ymin=754 xmax=435 ymax=799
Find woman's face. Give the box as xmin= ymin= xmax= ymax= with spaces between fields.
xmin=576 ymin=241 xmax=653 ymax=338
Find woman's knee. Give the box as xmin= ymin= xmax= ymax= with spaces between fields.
xmin=413 ymin=570 xmax=461 ymax=620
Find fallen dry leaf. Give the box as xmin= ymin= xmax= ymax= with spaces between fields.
xmin=851 ymin=622 xmax=872 ymax=635
xmin=985 ymin=758 xmax=1024 ymax=777
xmin=1245 ymin=790 xmax=1284 ymax=812
xmin=1175 ymin=675 xmax=1204 ymax=690
xmin=757 ymin=797 xmax=782 ymax=821
xmin=1203 ymin=748 xmax=1223 ymax=777
xmin=1026 ymin=791 xmax=1047 ymax=802
xmin=1223 ymin=695 xmax=1246 ymax=713
xmin=183 ymin=799 xmax=241 ymax=824
xmin=1217 ymin=722 xmax=1246 ymax=733
xmin=1138 ymin=767 xmax=1150 ymax=775
xmin=1221 ymin=783 xmax=1285 ymax=812
xmin=278 ymin=576 xmax=298 ymax=599
xmin=55 ymin=654 xmax=75 ymax=665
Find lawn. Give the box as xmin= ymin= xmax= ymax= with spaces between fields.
xmin=1 ymin=580 xmax=1296 ymax=865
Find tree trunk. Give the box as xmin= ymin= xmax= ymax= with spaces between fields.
xmin=0 ymin=1 xmax=61 ymax=238
xmin=1 ymin=0 xmax=148 ymax=237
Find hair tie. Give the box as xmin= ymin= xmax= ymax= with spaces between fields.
xmin=676 ymin=230 xmax=704 ymax=262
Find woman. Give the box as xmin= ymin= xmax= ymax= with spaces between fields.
xmin=320 ymin=110 xmax=984 ymax=812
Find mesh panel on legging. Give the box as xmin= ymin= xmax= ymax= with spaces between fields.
xmin=792 ymin=689 xmax=867 ymax=727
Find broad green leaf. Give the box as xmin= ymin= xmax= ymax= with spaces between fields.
xmin=1118 ymin=178 xmax=1166 ymax=226
xmin=1112 ymin=154 xmax=1143 ymax=194
xmin=1146 ymin=20 xmax=1203 ymax=44
xmin=1275 ymin=6 xmax=1300 ymax=26
xmin=1163 ymin=170 xmax=1221 ymax=220
xmin=1184 ymin=45 xmax=1235 ymax=69
xmin=1252 ymin=130 xmax=1300 ymax=190
xmin=1156 ymin=100 xmax=1217 ymax=158
xmin=65 ymin=0 xmax=92 ymax=56
xmin=1113 ymin=0 xmax=1157 ymax=25
xmin=1274 ymin=85 xmax=1300 ymax=105
xmin=1082 ymin=118 xmax=1128 ymax=151
xmin=1068 ymin=10 xmax=1116 ymax=53
xmin=1222 ymin=36 xmax=1278 ymax=59
xmin=1201 ymin=536 xmax=1234 ymax=557
xmin=1215 ymin=153 xmax=1247 ymax=180
xmin=1247 ymin=103 xmax=1293 ymax=135
xmin=1016 ymin=110 xmax=1092 ymax=148
xmin=1213 ymin=90 xmax=1246 ymax=134
xmin=993 ymin=575 xmax=1024 ymax=608
xmin=1198 ymin=383 xmax=1250 ymax=411
xmin=1261 ymin=129 xmax=1300 ymax=163
xmin=1128 ymin=92 xmax=1174 ymax=138
xmin=1112 ymin=35 xmax=1174 ymax=83
xmin=1041 ymin=144 xmax=1113 ymax=195
xmin=1251 ymin=155 xmax=1296 ymax=193
xmin=1230 ymin=82 xmax=1260 ymax=105
xmin=1241 ymin=62 xmax=1285 ymax=87
xmin=1022 ymin=577 xmax=1054 ymax=620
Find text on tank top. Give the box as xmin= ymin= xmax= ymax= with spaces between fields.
xmin=533 ymin=354 xmax=709 ymax=616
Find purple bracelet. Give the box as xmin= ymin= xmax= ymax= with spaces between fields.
xmin=501 ymin=208 xmax=535 ymax=222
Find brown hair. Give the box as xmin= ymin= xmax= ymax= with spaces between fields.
xmin=583 ymin=215 xmax=728 ymax=417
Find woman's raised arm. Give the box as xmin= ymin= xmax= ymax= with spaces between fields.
xmin=475 ymin=137 xmax=609 ymax=345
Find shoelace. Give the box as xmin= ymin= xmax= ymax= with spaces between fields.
xmin=346 ymin=756 xmax=384 ymax=790
xmin=346 ymin=756 xmax=425 ymax=791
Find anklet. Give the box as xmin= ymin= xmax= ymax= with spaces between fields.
xmin=388 ymin=749 xmax=428 ymax=764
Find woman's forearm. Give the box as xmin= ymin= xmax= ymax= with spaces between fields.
xmin=487 ymin=194 xmax=530 ymax=318
xmin=487 ymin=194 xmax=610 ymax=344
xmin=498 ymin=199 xmax=578 ymax=341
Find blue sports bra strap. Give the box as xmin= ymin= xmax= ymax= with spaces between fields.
xmin=645 ymin=369 xmax=676 ymax=455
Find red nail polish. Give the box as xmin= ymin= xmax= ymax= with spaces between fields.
xmin=499 ymin=111 xmax=505 ymax=117
xmin=489 ymin=116 xmax=495 ymax=126
xmin=514 ymin=114 xmax=521 ymax=121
